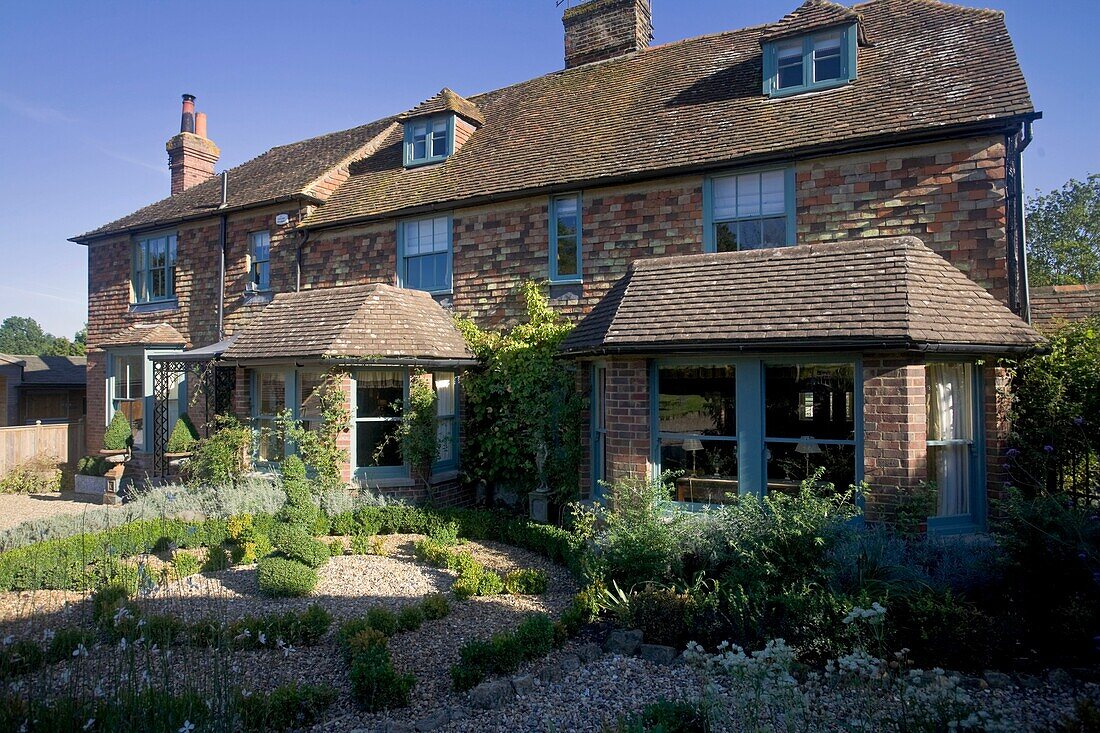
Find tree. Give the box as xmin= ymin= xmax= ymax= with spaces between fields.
xmin=0 ymin=316 xmax=85 ymax=356
xmin=1026 ymin=174 xmax=1100 ymax=287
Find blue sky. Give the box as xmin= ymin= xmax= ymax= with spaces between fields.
xmin=0 ymin=0 xmax=1096 ymax=338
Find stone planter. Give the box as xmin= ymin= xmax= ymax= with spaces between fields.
xmin=165 ymin=452 xmax=192 ymax=470
xmin=74 ymin=474 xmax=109 ymax=496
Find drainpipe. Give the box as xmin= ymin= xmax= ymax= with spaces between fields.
xmin=1016 ymin=120 xmax=1034 ymax=322
xmin=217 ymin=171 xmax=228 ymax=341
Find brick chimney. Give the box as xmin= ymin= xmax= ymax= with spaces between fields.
xmin=166 ymin=94 xmax=220 ymax=195
xmin=563 ymin=0 xmax=652 ymax=69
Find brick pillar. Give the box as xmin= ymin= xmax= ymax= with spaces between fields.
xmin=86 ymin=352 xmax=107 ymax=454
xmin=984 ymin=364 xmax=1013 ymax=512
xmin=862 ymin=355 xmax=927 ymax=523
xmin=604 ymin=358 xmax=650 ymax=484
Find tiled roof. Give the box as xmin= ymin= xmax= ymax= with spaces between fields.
xmin=399 ymin=89 xmax=485 ymax=126
xmin=1030 ymin=284 xmax=1100 ymax=333
xmin=99 ymin=323 xmax=187 ymax=348
xmin=72 ymin=118 xmax=397 ymax=241
xmin=560 ymin=237 xmax=1044 ymax=356
xmin=304 ymin=0 xmax=1033 ymax=228
xmin=222 ymin=284 xmax=475 ymax=363
xmin=760 ymin=0 xmax=859 ymax=42
xmin=0 ymin=355 xmax=87 ymax=387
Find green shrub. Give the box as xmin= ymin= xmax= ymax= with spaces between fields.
xmin=75 ymin=455 xmax=110 ymax=477
xmin=331 ymin=511 xmax=357 ymax=536
xmin=420 ymin=592 xmax=451 ymax=620
xmin=887 ymin=588 xmax=996 ymax=671
xmin=45 ymin=627 xmax=93 ymax=663
xmin=514 ymin=612 xmax=555 ymax=658
xmin=270 ymin=524 xmax=329 ymax=569
xmin=347 ymin=631 xmax=415 ymax=711
xmin=165 ymin=414 xmax=199 ymax=454
xmin=277 ymin=455 xmax=320 ymax=529
xmin=397 ymin=605 xmax=424 ymax=632
xmin=338 ymin=624 xmax=388 ymax=661
xmin=0 ymin=688 xmax=214 ymax=733
xmin=328 ymin=539 xmax=345 ymax=557
xmin=139 ymin=614 xmax=188 ymax=647
xmin=92 ymin=582 xmax=132 ymax=624
xmin=350 ymin=533 xmax=378 ymax=555
xmin=237 ymin=683 xmax=336 ymax=733
xmin=429 ymin=520 xmax=460 ymax=546
xmin=503 ymin=568 xmax=549 ymax=595
xmin=257 ymin=556 xmax=317 ymax=597
xmin=229 ymin=605 xmax=333 ymax=649
xmin=183 ymin=414 xmax=251 ymax=487
xmin=365 ymin=607 xmax=398 ymax=637
xmin=622 ymin=586 xmax=694 ymax=648
xmin=170 ymin=552 xmax=201 ymax=579
xmin=614 ymin=699 xmax=711 ymax=733
xmin=103 ymin=409 xmax=133 ymax=450
xmin=202 ymin=544 xmax=231 ymax=572
xmin=0 ymin=638 xmax=44 ymax=678
xmin=561 ymin=583 xmax=603 ymax=634
xmin=0 ymin=456 xmax=63 ymax=494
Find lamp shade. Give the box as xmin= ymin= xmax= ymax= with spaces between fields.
xmin=682 ymin=439 xmax=704 ymax=452
xmin=794 ymin=436 xmax=822 ymax=455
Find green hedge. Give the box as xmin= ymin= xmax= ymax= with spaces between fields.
xmin=0 ymin=517 xmax=230 ymax=592
xmin=269 ymin=525 xmax=329 ymax=569
xmin=451 ymin=613 xmax=557 ymax=691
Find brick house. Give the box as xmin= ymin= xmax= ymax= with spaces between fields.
xmin=71 ymin=0 xmax=1043 ymax=532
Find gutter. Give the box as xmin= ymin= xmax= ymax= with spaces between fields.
xmin=300 ymin=114 xmax=1043 ymax=234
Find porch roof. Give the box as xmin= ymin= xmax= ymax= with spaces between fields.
xmin=221 ymin=283 xmax=475 ymax=364
xmin=560 ymin=237 xmax=1045 ymax=357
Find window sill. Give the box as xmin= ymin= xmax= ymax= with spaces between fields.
xmin=549 ymin=277 xmax=583 ymax=286
xmin=357 ymin=476 xmax=415 ymax=489
xmin=242 ymin=290 xmax=274 ymax=306
xmin=430 ymin=469 xmax=459 ymax=484
xmin=767 ymin=78 xmax=851 ymax=99
xmin=403 ymin=156 xmax=449 ymax=169
xmin=129 ymin=298 xmax=179 ymax=315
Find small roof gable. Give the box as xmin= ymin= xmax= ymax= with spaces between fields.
xmin=1030 ymin=284 xmax=1100 ymax=333
xmin=99 ymin=323 xmax=187 ymax=349
xmin=761 ymin=0 xmax=860 ymax=43
xmin=222 ymin=284 xmax=475 ymax=363
xmin=0 ymin=354 xmax=87 ymax=387
xmin=399 ymin=88 xmax=485 ymax=126
xmin=561 ymin=237 xmax=1044 ymax=356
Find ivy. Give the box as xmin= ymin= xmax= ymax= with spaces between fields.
xmin=456 ymin=281 xmax=583 ymax=501
xmin=277 ymin=375 xmax=351 ymax=491
xmin=394 ymin=371 xmax=440 ymax=496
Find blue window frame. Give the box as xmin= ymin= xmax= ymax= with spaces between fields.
xmin=251 ymin=369 xmax=289 ymax=466
xmin=398 ymin=215 xmax=452 ymax=294
xmin=108 ymin=348 xmax=183 ymax=453
xmin=703 ymin=168 xmax=796 ymax=252
xmin=403 ymin=115 xmax=454 ymax=167
xmin=762 ymin=24 xmax=857 ymax=97
xmin=132 ymin=231 xmax=177 ymax=304
xmin=926 ymin=362 xmax=986 ymax=535
xmin=645 ymin=356 xmax=862 ymax=507
xmin=249 ymin=231 xmax=271 ymax=291
xmin=433 ymin=372 xmax=459 ymax=473
xmin=550 ymin=194 xmax=582 ymax=283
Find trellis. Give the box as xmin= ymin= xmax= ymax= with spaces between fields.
xmin=151 ymin=358 xmax=236 ymax=477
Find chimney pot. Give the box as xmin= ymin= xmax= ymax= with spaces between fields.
xmin=180 ymin=93 xmax=196 ymax=134
xmin=195 ymin=112 xmax=207 ymax=139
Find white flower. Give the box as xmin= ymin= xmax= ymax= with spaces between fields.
xmin=73 ymin=643 xmax=88 ymax=657
xmin=113 ymin=606 xmax=131 ymax=626
xmin=42 ymin=629 xmax=55 ymax=642
xmin=178 ymin=721 xmax=195 ymax=733
xmin=83 ymin=718 xmax=95 ymax=731
xmin=257 ymin=631 xmax=266 ymax=646
xmin=2 ymin=635 xmax=12 ymax=646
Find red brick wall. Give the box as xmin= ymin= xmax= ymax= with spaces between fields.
xmin=862 ymin=355 xmax=928 ymax=523
xmin=797 ymin=136 xmax=1009 ymax=303
xmin=603 ymin=359 xmax=650 ymax=483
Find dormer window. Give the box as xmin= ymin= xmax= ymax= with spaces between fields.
xmin=403 ymin=115 xmax=453 ymax=167
xmin=763 ymin=24 xmax=856 ymax=97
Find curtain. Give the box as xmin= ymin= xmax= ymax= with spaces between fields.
xmin=927 ymin=363 xmax=972 ymax=517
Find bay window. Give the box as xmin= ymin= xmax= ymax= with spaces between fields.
xmin=254 ymin=371 xmax=286 ymax=464
xmin=354 ymin=369 xmax=405 ymax=478
xmin=111 ymin=353 xmax=145 ymax=451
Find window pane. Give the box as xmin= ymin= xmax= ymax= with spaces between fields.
xmin=736 ymin=173 xmax=761 ymax=217
xmin=299 ymin=372 xmax=326 ymax=423
xmin=119 ymin=399 xmax=144 ymax=451
xmin=766 ymin=442 xmax=854 ymax=491
xmin=256 ymin=417 xmax=282 ymax=463
xmin=765 ymin=364 xmax=855 ymax=440
xmin=434 ymin=373 xmax=456 ymax=417
xmin=406 ymin=253 xmax=447 ymax=291
xmin=715 ymin=222 xmax=737 ymax=253
xmin=929 ymin=444 xmax=970 ymax=516
xmin=762 ymin=217 xmax=788 ymax=246
xmin=437 ymin=418 xmax=454 ymax=463
xmin=256 ymin=261 xmax=270 ymax=290
xmin=150 ymin=268 xmax=167 ymax=299
xmin=429 ymin=216 xmax=449 ymax=252
xmin=357 ymin=421 xmax=402 ymax=468
xmin=777 ymin=42 xmax=804 ymax=89
xmin=662 ymin=439 xmax=739 ymax=503
xmin=712 ymin=176 xmax=737 ymax=220
xmin=658 ymin=365 xmax=735 ymax=436
xmin=167 ymin=235 xmax=177 ymax=266
xmin=760 ymin=170 xmax=786 ymax=215
xmin=430 ymin=127 xmax=448 ymax=157
xmin=357 ymin=370 xmax=403 ymax=419
xmin=927 ymin=363 xmax=972 ymax=441
xmin=737 ymin=219 xmax=763 ymax=249
xmin=813 ymin=35 xmax=843 ymax=82
xmin=114 ymin=355 xmax=143 ymax=400
xmin=556 ymin=237 xmax=579 ymax=277
xmin=258 ymin=372 xmax=285 ymax=416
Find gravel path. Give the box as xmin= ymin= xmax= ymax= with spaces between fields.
xmin=0 ymin=491 xmax=117 ymax=530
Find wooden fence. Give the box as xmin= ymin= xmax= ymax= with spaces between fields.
xmin=0 ymin=420 xmax=85 ymax=478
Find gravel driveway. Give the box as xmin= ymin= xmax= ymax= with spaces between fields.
xmin=0 ymin=491 xmax=117 ymax=531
